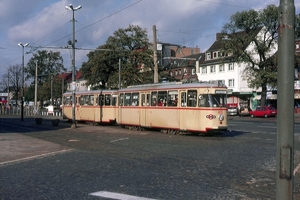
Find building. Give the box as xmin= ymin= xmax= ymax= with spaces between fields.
xmin=196 ymin=28 xmax=277 ymax=110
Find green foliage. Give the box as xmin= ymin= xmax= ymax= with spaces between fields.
xmin=25 ymin=50 xmax=66 ymax=102
xmin=26 ymin=50 xmax=66 ymax=81
xmin=296 ymin=14 xmax=300 ymax=39
xmin=221 ymin=5 xmax=279 ymax=106
xmin=81 ymin=24 xmax=153 ymax=89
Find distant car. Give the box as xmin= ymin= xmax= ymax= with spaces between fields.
xmin=228 ymin=106 xmax=239 ymax=116
xmin=239 ymin=107 xmax=251 ymax=117
xmin=249 ymin=106 xmax=277 ymax=118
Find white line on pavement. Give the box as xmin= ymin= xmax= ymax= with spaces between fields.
xmin=110 ymin=137 xmax=129 ymax=143
xmin=0 ymin=149 xmax=73 ymax=166
xmin=89 ymin=191 xmax=157 ymax=200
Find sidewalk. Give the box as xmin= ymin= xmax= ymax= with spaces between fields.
xmin=0 ymin=115 xmax=72 ymax=165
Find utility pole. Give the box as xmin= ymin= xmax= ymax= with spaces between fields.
xmin=276 ymin=0 xmax=295 ymax=199
xmin=65 ymin=4 xmax=82 ymax=128
xmin=119 ymin=58 xmax=121 ymax=89
xmin=153 ymin=25 xmax=158 ymax=83
xmin=18 ymin=42 xmax=29 ymax=121
xmin=34 ymin=61 xmax=38 ymax=115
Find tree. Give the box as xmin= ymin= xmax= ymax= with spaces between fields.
xmin=221 ymin=5 xmax=279 ymax=107
xmin=1 ymin=65 xmax=22 ymax=101
xmin=296 ymin=14 xmax=300 ymax=39
xmin=25 ymin=50 xmax=66 ymax=104
xmin=81 ymin=25 xmax=153 ymax=89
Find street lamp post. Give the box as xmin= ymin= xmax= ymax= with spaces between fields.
xmin=65 ymin=4 xmax=81 ymax=128
xmin=18 ymin=42 xmax=29 ymax=121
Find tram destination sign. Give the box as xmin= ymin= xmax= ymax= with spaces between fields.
xmin=215 ymin=90 xmax=227 ymax=94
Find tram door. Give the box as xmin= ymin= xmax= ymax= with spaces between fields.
xmin=140 ymin=93 xmax=150 ymax=127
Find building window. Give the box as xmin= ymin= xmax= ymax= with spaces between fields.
xmin=218 ymin=51 xmax=224 ymax=57
xmin=192 ymin=68 xmax=195 ymax=75
xmin=170 ymin=71 xmax=173 ymax=76
xmin=219 ymin=65 xmax=224 ymax=72
xmin=206 ymin=52 xmax=211 ymax=60
xmin=213 ymin=52 xmax=217 ymax=59
xmin=179 ymin=69 xmax=182 ymax=75
xmin=228 ymin=79 xmax=235 ymax=87
xmin=175 ymin=70 xmax=178 ymax=75
xmin=202 ymin=67 xmax=207 ymax=74
xmin=210 ymin=65 xmax=216 ymax=73
xmin=228 ymin=63 xmax=234 ymax=71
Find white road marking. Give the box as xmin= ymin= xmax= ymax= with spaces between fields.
xmin=89 ymin=191 xmax=157 ymax=200
xmin=0 ymin=149 xmax=73 ymax=166
xmin=110 ymin=137 xmax=129 ymax=143
xmin=257 ymin=125 xmax=276 ymax=128
xmin=294 ymin=163 xmax=300 ymax=175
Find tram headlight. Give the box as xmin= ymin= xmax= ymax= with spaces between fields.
xmin=219 ymin=114 xmax=224 ymax=121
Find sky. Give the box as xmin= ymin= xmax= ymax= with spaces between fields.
xmin=0 ymin=0 xmax=299 ymax=80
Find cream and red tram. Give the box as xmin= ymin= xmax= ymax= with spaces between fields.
xmin=62 ymin=81 xmax=228 ymax=133
xmin=117 ymin=81 xmax=227 ymax=134
xmin=62 ymin=90 xmax=118 ymax=124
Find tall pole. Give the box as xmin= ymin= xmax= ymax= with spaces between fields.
xmin=65 ymin=4 xmax=82 ymax=128
xmin=7 ymin=71 xmax=9 ymax=104
xmin=276 ymin=0 xmax=295 ymax=199
xmin=153 ymin=25 xmax=158 ymax=83
xmin=71 ymin=8 xmax=76 ymax=128
xmin=18 ymin=42 xmax=28 ymax=121
xmin=119 ymin=58 xmax=121 ymax=89
xmin=34 ymin=61 xmax=38 ymax=115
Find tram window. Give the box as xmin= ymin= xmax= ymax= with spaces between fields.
xmin=158 ymin=91 xmax=167 ymax=106
xmin=141 ymin=94 xmax=145 ymax=106
xmin=65 ymin=96 xmax=72 ymax=105
xmin=105 ymin=94 xmax=111 ymax=106
xmin=199 ymin=94 xmax=210 ymax=107
xmin=132 ymin=92 xmax=139 ymax=106
xmin=119 ymin=93 xmax=124 ymax=106
xmin=181 ymin=92 xmax=187 ymax=107
xmin=112 ymin=95 xmax=117 ymax=106
xmin=187 ymin=90 xmax=197 ymax=107
xmin=124 ymin=93 xmax=132 ymax=106
xmin=146 ymin=94 xmax=150 ymax=106
xmin=99 ymin=94 xmax=104 ymax=106
xmin=79 ymin=96 xmax=84 ymax=105
xmin=151 ymin=92 xmax=157 ymax=106
xmin=167 ymin=90 xmax=178 ymax=106
xmin=89 ymin=95 xmax=94 ymax=105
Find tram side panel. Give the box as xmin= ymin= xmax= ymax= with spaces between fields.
xmin=118 ymin=107 xmax=140 ymax=126
xmin=62 ymin=105 xmax=72 ymax=120
xmin=147 ymin=107 xmax=180 ymax=129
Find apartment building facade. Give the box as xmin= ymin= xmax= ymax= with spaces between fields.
xmin=196 ymin=29 xmax=278 ymax=110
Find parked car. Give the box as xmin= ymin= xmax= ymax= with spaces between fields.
xmin=228 ymin=106 xmax=239 ymax=116
xmin=239 ymin=106 xmax=251 ymax=117
xmin=249 ymin=106 xmax=277 ymax=118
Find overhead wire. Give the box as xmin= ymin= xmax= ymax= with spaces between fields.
xmin=43 ymin=0 xmax=143 ymax=47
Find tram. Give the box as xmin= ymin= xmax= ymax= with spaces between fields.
xmin=62 ymin=81 xmax=228 ymax=134
xmin=62 ymin=90 xmax=118 ymax=124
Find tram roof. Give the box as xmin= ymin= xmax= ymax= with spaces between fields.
xmin=63 ymin=81 xmax=226 ymax=95
xmin=120 ymin=81 xmax=226 ymax=92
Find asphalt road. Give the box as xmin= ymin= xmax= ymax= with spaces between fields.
xmin=0 ymin=115 xmax=300 ymax=200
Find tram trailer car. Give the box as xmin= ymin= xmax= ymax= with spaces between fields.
xmin=62 ymin=81 xmax=228 ymax=134
xmin=62 ymin=90 xmax=119 ymax=124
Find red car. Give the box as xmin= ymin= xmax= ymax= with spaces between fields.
xmin=249 ymin=106 xmax=277 ymax=118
